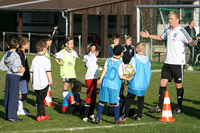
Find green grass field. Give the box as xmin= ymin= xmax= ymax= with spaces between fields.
xmin=0 ymin=53 xmax=200 ymax=133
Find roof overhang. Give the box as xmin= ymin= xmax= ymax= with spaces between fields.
xmin=0 ymin=0 xmax=125 ymax=12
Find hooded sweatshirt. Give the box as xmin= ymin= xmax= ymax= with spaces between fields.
xmin=128 ymin=54 xmax=151 ymax=96
xmin=0 ymin=51 xmax=23 ymax=76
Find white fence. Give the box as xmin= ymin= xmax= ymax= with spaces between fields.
xmin=1 ymin=32 xmax=82 ymax=55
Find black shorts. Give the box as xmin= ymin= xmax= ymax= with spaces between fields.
xmin=161 ymin=63 xmax=185 ymax=83
xmin=62 ymin=78 xmax=76 ymax=83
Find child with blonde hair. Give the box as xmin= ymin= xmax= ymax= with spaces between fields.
xmin=30 ymin=41 xmax=53 ymax=121
xmin=121 ymin=42 xmax=151 ymax=121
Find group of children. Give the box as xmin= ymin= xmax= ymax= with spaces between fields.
xmin=0 ymin=34 xmax=151 ymax=124
xmin=0 ymin=37 xmax=54 ymax=122
xmin=93 ymin=36 xmax=151 ymax=124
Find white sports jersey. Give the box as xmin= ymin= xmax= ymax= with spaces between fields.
xmin=30 ymin=55 xmax=51 ymax=90
xmin=83 ymin=52 xmax=98 ymax=80
xmin=104 ymin=57 xmax=125 ymax=76
xmin=161 ymin=25 xmax=191 ymax=65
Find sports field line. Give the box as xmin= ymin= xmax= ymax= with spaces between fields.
xmin=5 ymin=122 xmax=166 ymax=133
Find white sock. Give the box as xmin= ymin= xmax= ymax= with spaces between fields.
xmin=63 ymin=91 xmax=69 ymax=98
xmin=18 ymin=100 xmax=23 ymax=111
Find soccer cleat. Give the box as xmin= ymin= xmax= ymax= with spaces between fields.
xmin=36 ymin=116 xmax=43 ymax=122
xmin=42 ymin=115 xmax=53 ymax=121
xmin=90 ymin=114 xmax=95 ymax=119
xmin=17 ymin=110 xmax=23 ymax=116
xmin=173 ymin=107 xmax=182 ymax=114
xmin=94 ymin=117 xmax=102 ymax=124
xmin=89 ymin=114 xmax=96 ymax=122
xmin=149 ymin=106 xmax=162 ymax=113
xmin=83 ymin=117 xmax=95 ymax=122
xmin=135 ymin=116 xmax=142 ymax=121
xmin=83 ymin=117 xmax=88 ymax=122
xmin=120 ymin=114 xmax=128 ymax=121
xmin=115 ymin=120 xmax=125 ymax=124
xmin=7 ymin=118 xmax=23 ymax=122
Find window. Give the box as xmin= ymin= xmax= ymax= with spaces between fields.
xmin=121 ymin=15 xmax=130 ymax=36
xmin=108 ymin=15 xmax=116 ymax=38
xmin=31 ymin=13 xmax=50 ymax=22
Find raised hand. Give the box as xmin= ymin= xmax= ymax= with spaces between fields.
xmin=140 ymin=30 xmax=149 ymax=38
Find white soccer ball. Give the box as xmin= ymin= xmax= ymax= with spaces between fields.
xmin=187 ymin=66 xmax=193 ymax=71
xmin=124 ymin=64 xmax=135 ymax=78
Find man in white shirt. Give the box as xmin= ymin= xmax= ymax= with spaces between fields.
xmin=140 ymin=11 xmax=199 ymax=114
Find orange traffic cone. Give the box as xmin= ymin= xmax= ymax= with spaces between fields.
xmin=44 ymin=87 xmax=55 ymax=107
xmin=158 ymin=91 xmax=175 ymax=122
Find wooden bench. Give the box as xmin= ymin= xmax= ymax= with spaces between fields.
xmin=153 ymin=47 xmax=166 ymax=62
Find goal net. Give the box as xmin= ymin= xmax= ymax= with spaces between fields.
xmin=137 ymin=5 xmax=200 ymax=65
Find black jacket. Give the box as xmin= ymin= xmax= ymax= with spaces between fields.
xmin=185 ymin=26 xmax=196 ymax=40
xmin=17 ymin=50 xmax=30 ymax=82
xmin=122 ymin=44 xmax=136 ymax=64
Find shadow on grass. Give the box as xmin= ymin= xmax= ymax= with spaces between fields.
xmin=28 ymin=90 xmax=36 ymax=96
xmin=143 ymin=112 xmax=160 ymax=120
xmin=143 ymin=101 xmax=200 ymax=119
xmin=26 ymin=114 xmax=37 ymax=120
xmin=0 ymin=99 xmax=3 ymax=107
xmin=0 ymin=99 xmax=4 ymax=120
xmin=26 ymin=98 xmax=36 ymax=107
xmin=0 ymin=106 xmax=4 ymax=120
xmin=171 ymin=102 xmax=200 ymax=119
xmin=183 ymin=98 xmax=200 ymax=105
xmin=100 ymin=118 xmax=115 ymax=124
xmin=25 ymin=90 xmax=37 ymax=107
xmin=143 ymin=102 xmax=158 ymax=111
xmin=52 ymin=97 xmax=63 ymax=113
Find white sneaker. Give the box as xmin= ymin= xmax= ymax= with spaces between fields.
xmin=88 ymin=114 xmax=96 ymax=122
xmin=17 ymin=109 xmax=31 ymax=116
xmin=17 ymin=110 xmax=25 ymax=115
xmin=83 ymin=117 xmax=88 ymax=122
xmin=90 ymin=114 xmax=95 ymax=119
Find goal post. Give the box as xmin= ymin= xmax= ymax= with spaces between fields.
xmin=136 ymin=4 xmax=200 ymax=63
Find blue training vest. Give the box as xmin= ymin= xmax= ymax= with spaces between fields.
xmin=128 ymin=56 xmax=151 ymax=96
xmin=99 ymin=58 xmax=122 ymax=103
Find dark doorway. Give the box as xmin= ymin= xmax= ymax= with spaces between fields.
xmin=88 ymin=15 xmax=101 ymax=49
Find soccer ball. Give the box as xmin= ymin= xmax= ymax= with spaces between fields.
xmin=124 ymin=64 xmax=135 ymax=78
xmin=187 ymin=66 xmax=193 ymax=71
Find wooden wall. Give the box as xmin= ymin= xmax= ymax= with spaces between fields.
xmin=69 ymin=0 xmax=156 ymax=57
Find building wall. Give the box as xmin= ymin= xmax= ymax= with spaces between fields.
xmin=70 ymin=0 xmax=157 ymax=57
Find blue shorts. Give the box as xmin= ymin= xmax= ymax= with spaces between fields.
xmin=99 ymin=86 xmax=120 ymax=104
xmin=19 ymin=80 xmax=29 ymax=94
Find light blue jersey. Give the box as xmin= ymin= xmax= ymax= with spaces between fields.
xmin=128 ymin=54 xmax=151 ymax=96
xmin=99 ymin=58 xmax=122 ymax=104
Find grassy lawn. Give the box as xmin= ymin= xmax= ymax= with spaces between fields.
xmin=0 ymin=53 xmax=200 ymax=132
